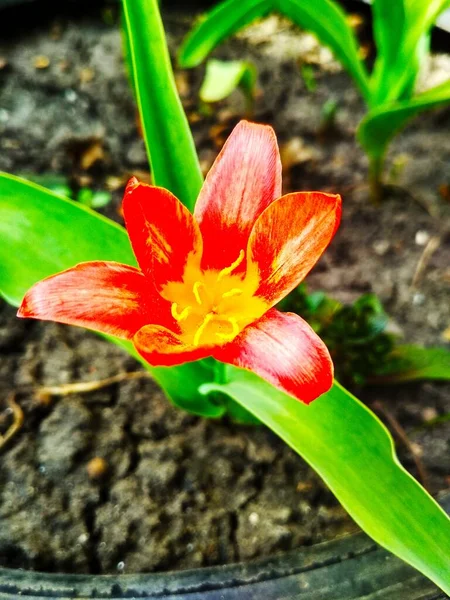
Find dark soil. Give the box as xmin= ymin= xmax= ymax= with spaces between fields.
xmin=0 ymin=5 xmax=449 ymax=574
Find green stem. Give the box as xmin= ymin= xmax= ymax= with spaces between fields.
xmin=368 ymin=154 xmax=385 ymax=204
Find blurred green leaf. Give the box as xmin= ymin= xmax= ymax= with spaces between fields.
xmin=275 ymin=0 xmax=371 ymax=103
xmin=372 ymin=344 xmax=450 ymax=383
xmin=200 ymin=58 xmax=257 ymax=107
xmin=358 ymin=78 xmax=450 ymax=160
xmin=77 ymin=188 xmax=112 ymax=209
xmin=0 ymin=172 xmax=222 ymax=417
xmin=179 ymin=0 xmax=273 ymax=68
xmin=122 ymin=0 xmax=203 ymax=211
xmin=370 ymin=0 xmax=407 ymax=104
xmin=299 ymin=63 xmax=316 ymax=92
xmin=373 ymin=0 xmax=450 ymax=104
xmin=280 ymin=287 xmax=394 ymax=386
xmin=201 ymin=371 xmax=450 ymax=594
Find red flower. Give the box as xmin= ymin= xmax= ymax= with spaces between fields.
xmin=18 ymin=121 xmax=341 ymax=404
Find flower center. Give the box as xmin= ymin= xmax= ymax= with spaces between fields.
xmin=161 ymin=250 xmax=267 ymax=347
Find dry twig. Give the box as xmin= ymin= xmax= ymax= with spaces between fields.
xmin=372 ymin=400 xmax=430 ymax=490
xmin=35 ymin=371 xmax=153 ymax=398
xmin=411 ymin=235 xmax=441 ymax=289
xmin=0 ymin=393 xmax=24 ymax=451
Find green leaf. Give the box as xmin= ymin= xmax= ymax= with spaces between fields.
xmin=371 ymin=344 xmax=450 ymax=383
xmin=275 ymin=0 xmax=371 ymax=103
xmin=77 ymin=188 xmax=112 ymax=209
xmin=122 ymin=0 xmax=203 ymax=211
xmin=372 ymin=0 xmax=450 ymax=104
xmin=370 ymin=0 xmax=407 ymax=104
xmin=0 ymin=172 xmax=222 ymax=417
xmin=201 ymin=371 xmax=450 ymax=594
xmin=179 ymin=0 xmax=273 ymax=68
xmin=358 ymin=78 xmax=450 ymax=160
xmin=199 ymin=58 xmax=257 ymax=106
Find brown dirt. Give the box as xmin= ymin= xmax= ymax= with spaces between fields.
xmin=0 ymin=5 xmax=449 ymax=574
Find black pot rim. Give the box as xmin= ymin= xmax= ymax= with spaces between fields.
xmin=0 ymin=493 xmax=448 ymax=599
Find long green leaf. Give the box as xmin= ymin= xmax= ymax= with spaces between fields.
xmin=275 ymin=0 xmax=371 ymax=103
xmin=122 ymin=0 xmax=203 ymax=210
xmin=373 ymin=0 xmax=450 ymax=104
xmin=358 ymin=78 xmax=450 ymax=160
xmin=371 ymin=344 xmax=450 ymax=383
xmin=201 ymin=370 xmax=450 ymax=593
xmin=0 ymin=173 xmax=222 ymax=417
xmin=179 ymin=0 xmax=273 ymax=68
xmin=370 ymin=0 xmax=407 ymax=104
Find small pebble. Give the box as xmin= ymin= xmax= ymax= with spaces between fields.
xmin=412 ymin=292 xmax=425 ymax=306
xmin=415 ymin=230 xmax=430 ymax=246
xmin=34 ymin=55 xmax=50 ymax=69
xmin=248 ymin=512 xmax=260 ymax=525
xmin=86 ymin=457 xmax=108 ymax=480
xmin=65 ymin=89 xmax=77 ymax=103
xmin=422 ymin=407 xmax=438 ymax=422
xmin=373 ymin=240 xmax=390 ymax=256
xmin=77 ymin=533 xmax=89 ymax=544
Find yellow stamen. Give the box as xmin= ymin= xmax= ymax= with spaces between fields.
xmin=217 ymin=250 xmax=245 ymax=281
xmin=193 ymin=281 xmax=205 ymax=305
xmin=193 ymin=313 xmax=214 ymax=347
xmin=171 ymin=303 xmax=191 ymax=322
xmin=216 ymin=317 xmax=240 ymax=341
xmin=221 ymin=288 xmax=243 ymax=299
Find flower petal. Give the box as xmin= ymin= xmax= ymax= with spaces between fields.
xmin=248 ymin=192 xmax=341 ymax=305
xmin=194 ymin=121 xmax=282 ymax=271
xmin=17 ymin=261 xmax=171 ymax=339
xmin=134 ymin=324 xmax=211 ymax=367
xmin=123 ymin=178 xmax=202 ymax=285
xmin=214 ymin=309 xmax=333 ymax=404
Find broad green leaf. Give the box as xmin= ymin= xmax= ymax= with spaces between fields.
xmin=275 ymin=0 xmax=371 ymax=103
xmin=201 ymin=371 xmax=450 ymax=594
xmin=199 ymin=58 xmax=257 ymax=106
xmin=358 ymin=78 xmax=450 ymax=160
xmin=0 ymin=173 xmax=222 ymax=417
xmin=179 ymin=0 xmax=273 ymax=68
xmin=371 ymin=344 xmax=450 ymax=383
xmin=122 ymin=0 xmax=203 ymax=211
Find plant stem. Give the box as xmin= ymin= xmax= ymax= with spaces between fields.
xmin=368 ymin=154 xmax=384 ymax=204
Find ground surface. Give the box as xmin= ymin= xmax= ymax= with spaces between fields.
xmin=0 ymin=4 xmax=449 ymax=574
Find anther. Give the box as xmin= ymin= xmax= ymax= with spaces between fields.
xmin=217 ymin=250 xmax=245 ymax=281
xmin=221 ymin=288 xmax=243 ymax=299
xmin=193 ymin=281 xmax=204 ymax=305
xmin=171 ymin=303 xmax=191 ymax=322
xmin=216 ymin=317 xmax=240 ymax=341
xmin=193 ymin=313 xmax=214 ymax=347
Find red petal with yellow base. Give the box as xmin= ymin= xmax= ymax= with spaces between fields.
xmin=17 ymin=261 xmax=171 ymax=339
xmin=123 ymin=178 xmax=203 ymax=287
xmin=248 ymin=191 xmax=341 ymax=306
xmin=133 ymin=324 xmax=211 ymax=366
xmin=194 ymin=121 xmax=282 ymax=271
xmin=214 ymin=308 xmax=333 ymax=404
